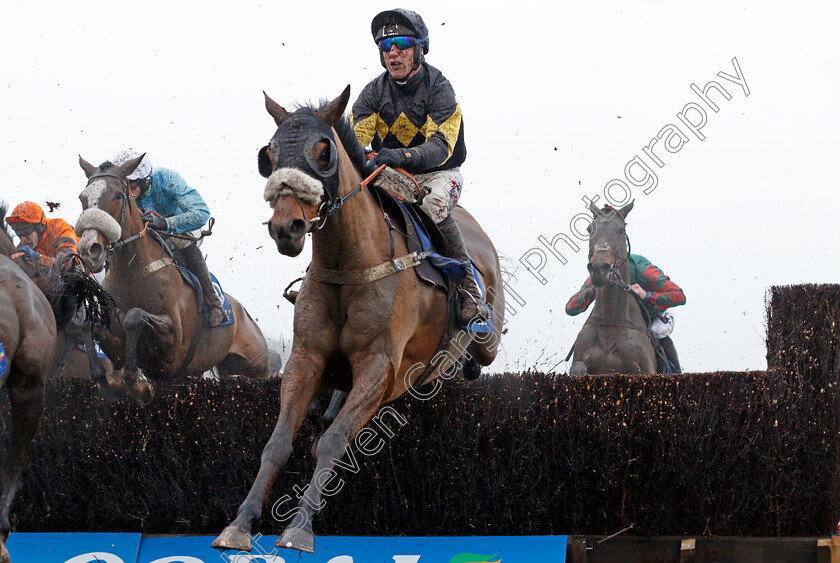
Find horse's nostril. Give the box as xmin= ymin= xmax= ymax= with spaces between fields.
xmin=90 ymin=242 xmax=103 ymax=259
xmin=286 ymin=219 xmax=307 ymax=239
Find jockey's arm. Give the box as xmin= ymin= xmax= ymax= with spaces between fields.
xmin=153 ymin=168 xmax=211 ymax=235
xmin=565 ymin=277 xmax=596 ymax=316
xmin=32 ymin=221 xmax=79 ymax=268
xmin=636 ymin=264 xmax=686 ymax=311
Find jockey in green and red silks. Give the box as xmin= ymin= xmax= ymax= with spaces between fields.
xmin=566 ymin=254 xmax=686 ymax=373
xmin=565 ymin=254 xmax=686 ymax=316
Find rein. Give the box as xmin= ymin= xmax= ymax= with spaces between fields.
xmin=311 ymin=163 xmax=386 ymax=230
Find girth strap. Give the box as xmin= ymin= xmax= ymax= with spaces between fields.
xmin=142 ymin=256 xmax=174 ymax=277
xmin=308 ymin=249 xmax=434 ymax=285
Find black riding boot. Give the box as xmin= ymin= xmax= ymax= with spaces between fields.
xmin=660 ymin=335 xmax=682 ymax=374
xmin=181 ymin=243 xmax=228 ymax=327
xmin=437 ymin=216 xmax=490 ymax=324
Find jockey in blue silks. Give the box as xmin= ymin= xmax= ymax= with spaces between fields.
xmin=111 ymin=149 xmax=227 ymax=327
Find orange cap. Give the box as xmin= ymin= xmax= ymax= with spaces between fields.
xmin=7 ymin=201 xmax=46 ymax=225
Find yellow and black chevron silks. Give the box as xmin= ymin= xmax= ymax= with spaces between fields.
xmin=351 ymin=101 xmax=462 ymax=163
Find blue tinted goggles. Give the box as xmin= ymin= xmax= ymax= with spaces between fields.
xmin=378 ymin=35 xmax=420 ymax=52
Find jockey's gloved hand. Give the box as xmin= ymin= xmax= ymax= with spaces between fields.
xmin=373 ymin=148 xmax=406 ymax=169
xmin=141 ymin=212 xmax=167 ymax=230
xmin=17 ymin=245 xmax=38 ymax=261
xmin=361 ymin=158 xmax=380 ymax=178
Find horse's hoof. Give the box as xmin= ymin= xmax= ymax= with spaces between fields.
xmin=211 ymin=525 xmax=252 ymax=551
xmin=96 ymin=374 xmax=126 ymax=402
xmin=462 ymin=358 xmax=482 ymax=381
xmin=275 ymin=526 xmax=315 ymax=553
xmin=569 ymin=361 xmax=587 ymax=376
xmin=125 ymin=371 xmax=155 ymax=405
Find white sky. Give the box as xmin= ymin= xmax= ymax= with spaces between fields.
xmin=2 ymin=1 xmax=838 ymax=373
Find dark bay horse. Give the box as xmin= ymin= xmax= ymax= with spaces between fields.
xmin=213 ymin=87 xmax=505 ymax=553
xmin=75 ymin=156 xmax=271 ymax=403
xmin=0 ymin=255 xmax=55 ymax=563
xmin=569 ymin=201 xmax=657 ymax=375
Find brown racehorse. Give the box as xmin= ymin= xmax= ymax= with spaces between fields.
xmin=75 ymin=156 xmax=270 ymax=403
xmin=213 ymin=87 xmax=505 ymax=553
xmin=0 ymin=246 xmax=57 ymax=561
xmin=569 ymin=201 xmax=657 ymax=375
xmin=0 ymin=204 xmax=121 ymax=397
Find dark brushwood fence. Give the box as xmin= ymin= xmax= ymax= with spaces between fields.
xmin=1 ymin=284 xmax=837 ymax=538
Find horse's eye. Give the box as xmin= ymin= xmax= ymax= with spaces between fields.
xmin=320 ymin=147 xmax=329 ymax=163
xmin=586 ymin=223 xmax=593 ymax=234
xmin=114 ymin=192 xmax=124 ymax=200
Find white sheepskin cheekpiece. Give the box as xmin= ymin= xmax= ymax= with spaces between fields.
xmin=75 ymin=207 xmax=122 ymax=243
xmin=264 ymin=167 xmax=325 ymax=207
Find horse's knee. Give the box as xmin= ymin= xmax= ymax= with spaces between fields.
xmin=569 ymin=361 xmax=587 ymax=376
xmin=123 ymin=309 xmax=147 ymax=334
xmin=315 ymin=430 xmax=348 ymax=461
xmin=261 ymin=435 xmax=293 ymax=467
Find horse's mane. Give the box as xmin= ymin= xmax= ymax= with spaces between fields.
xmin=0 ymin=201 xmax=16 ymax=244
xmin=333 ymin=114 xmax=369 ymax=176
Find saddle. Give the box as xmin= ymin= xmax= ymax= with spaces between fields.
xmin=146 ymin=229 xmax=233 ymax=328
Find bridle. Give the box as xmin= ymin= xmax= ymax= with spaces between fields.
xmin=279 ymin=163 xmax=388 ymax=233
xmin=590 ymin=230 xmax=632 ymax=291
xmin=84 ymin=172 xmax=147 ymax=254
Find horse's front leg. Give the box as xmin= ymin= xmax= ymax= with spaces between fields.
xmin=276 ymin=351 xmax=392 ymax=553
xmin=80 ymin=323 xmax=124 ymax=401
xmin=212 ymin=348 xmax=325 ymax=552
xmin=122 ymin=307 xmax=177 ymax=405
xmin=0 ymin=366 xmax=45 ymax=563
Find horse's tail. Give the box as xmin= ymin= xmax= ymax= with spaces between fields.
xmin=47 ymin=254 xmax=120 ymax=331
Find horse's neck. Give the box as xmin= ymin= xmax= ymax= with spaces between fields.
xmin=311 ymin=165 xmax=394 ymax=270
xmin=105 ymin=211 xmax=164 ymax=282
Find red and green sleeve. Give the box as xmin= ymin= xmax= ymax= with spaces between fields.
xmin=630 ymin=255 xmax=686 ymax=311
xmin=565 ymin=277 xmax=597 ymax=316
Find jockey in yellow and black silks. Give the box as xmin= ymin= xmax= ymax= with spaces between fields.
xmin=350 ymin=8 xmax=488 ymax=326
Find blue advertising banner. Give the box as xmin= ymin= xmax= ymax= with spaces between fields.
xmin=6 ymin=532 xmax=142 ymax=563
xmin=136 ymin=535 xmax=567 ymax=563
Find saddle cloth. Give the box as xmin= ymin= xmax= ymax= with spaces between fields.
xmin=176 ymin=267 xmax=234 ymax=328
xmin=374 ymin=186 xmax=495 ymax=334
xmin=77 ymin=340 xmax=108 ymax=360
xmin=0 ymin=340 xmax=7 ymax=386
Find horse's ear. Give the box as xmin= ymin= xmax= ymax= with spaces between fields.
xmin=617 ymin=200 xmax=635 ymax=219
xmin=79 ymin=155 xmax=96 ymax=178
xmin=264 ymin=91 xmax=289 ymax=127
xmin=315 ymin=85 xmax=351 ymax=127
xmin=258 ymin=146 xmax=273 ymax=178
xmin=117 ymin=153 xmax=145 ymax=179
xmin=589 ymin=200 xmax=600 ymax=217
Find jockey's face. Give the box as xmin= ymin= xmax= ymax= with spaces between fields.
xmin=128 ymin=177 xmax=150 ymax=200
xmin=15 ymin=224 xmax=41 ymax=248
xmin=383 ymin=43 xmax=416 ymax=81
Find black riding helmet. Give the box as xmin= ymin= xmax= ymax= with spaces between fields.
xmin=371 ymin=9 xmax=429 ymax=71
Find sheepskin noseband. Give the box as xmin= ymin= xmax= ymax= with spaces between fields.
xmin=264 ymin=167 xmax=325 ymax=208
xmin=75 ymin=207 xmax=122 ymax=243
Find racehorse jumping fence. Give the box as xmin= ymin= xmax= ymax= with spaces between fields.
xmin=1 ymin=284 xmax=838 ymax=541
